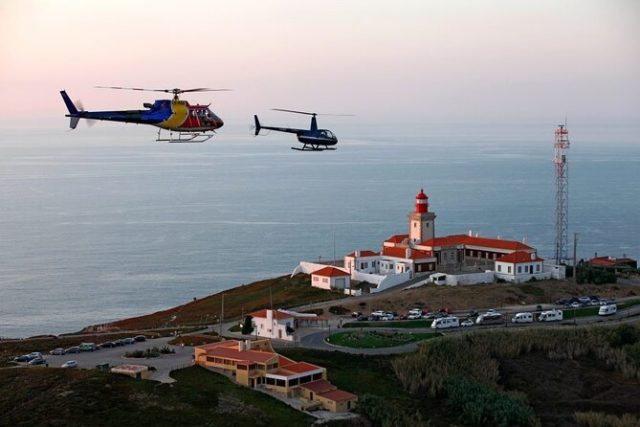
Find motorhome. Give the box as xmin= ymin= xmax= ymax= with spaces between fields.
xmin=598 ymin=304 xmax=617 ymax=316
xmin=538 ymin=309 xmax=563 ymax=322
xmin=431 ymin=316 xmax=459 ymax=329
xmin=511 ymin=312 xmax=533 ymax=323
xmin=429 ymin=273 xmax=447 ymax=286
xmin=475 ymin=312 xmax=504 ymax=325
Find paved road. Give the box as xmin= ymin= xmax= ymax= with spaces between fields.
xmin=19 ymin=337 xmax=193 ymax=383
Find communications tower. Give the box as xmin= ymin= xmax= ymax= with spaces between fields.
xmin=554 ymin=123 xmax=570 ymax=264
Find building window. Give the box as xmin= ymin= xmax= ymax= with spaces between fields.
xmin=322 ymin=278 xmax=328 ymax=283
xmin=536 ymin=264 xmax=540 ymax=272
xmin=517 ymin=266 xmax=522 ymax=274
xmin=414 ymin=222 xmax=417 ymax=228
xmin=497 ymin=265 xmax=502 ymax=272
xmin=508 ymin=266 xmax=512 ymax=273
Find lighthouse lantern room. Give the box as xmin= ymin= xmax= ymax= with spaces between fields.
xmin=409 ymin=189 xmax=436 ymax=244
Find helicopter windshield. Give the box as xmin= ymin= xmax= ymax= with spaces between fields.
xmin=320 ymin=130 xmax=335 ymax=139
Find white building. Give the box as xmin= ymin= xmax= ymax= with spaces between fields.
xmin=494 ymin=251 xmax=548 ymax=283
xmin=344 ymin=250 xmax=379 ymax=274
xmin=249 ymin=309 xmax=328 ymax=341
xmin=311 ymin=266 xmax=351 ymax=290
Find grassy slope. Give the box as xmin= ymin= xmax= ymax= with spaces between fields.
xmin=0 ymin=366 xmax=315 ymax=427
xmin=105 ymin=274 xmax=345 ymax=331
xmin=328 ymin=331 xmax=440 ymax=348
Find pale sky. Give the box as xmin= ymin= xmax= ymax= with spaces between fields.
xmin=0 ymin=0 xmax=638 ymax=127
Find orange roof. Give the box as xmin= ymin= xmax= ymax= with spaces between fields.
xmin=419 ymin=234 xmax=532 ymax=251
xmin=589 ymin=256 xmax=636 ymax=267
xmin=249 ymin=309 xmax=293 ymax=320
xmin=318 ymin=389 xmax=358 ymax=402
xmin=281 ymin=361 xmax=323 ymax=374
xmin=312 ymin=266 xmax=350 ymax=277
xmin=496 ymin=251 xmax=543 ymax=263
xmin=345 ymin=250 xmax=379 ymax=258
xmin=385 ymin=234 xmax=409 ymax=244
xmin=278 ymin=355 xmax=296 ymax=367
xmin=382 ymin=246 xmax=434 ymax=260
xmin=300 ymin=379 xmax=336 ymax=394
xmin=198 ymin=340 xmax=278 ymax=364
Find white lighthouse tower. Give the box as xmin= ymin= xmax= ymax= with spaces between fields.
xmin=409 ymin=189 xmax=436 ymax=244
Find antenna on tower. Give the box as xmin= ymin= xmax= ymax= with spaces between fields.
xmin=554 ymin=122 xmax=570 ymax=265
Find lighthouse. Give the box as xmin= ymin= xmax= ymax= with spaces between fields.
xmin=409 ymin=189 xmax=436 ymax=244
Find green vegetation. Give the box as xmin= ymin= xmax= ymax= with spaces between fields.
xmin=445 ymin=375 xmax=536 ymax=426
xmin=519 ymin=284 xmax=544 ymax=297
xmin=124 ymin=346 xmax=174 ymax=359
xmin=577 ymin=264 xmax=617 ymax=285
xmin=563 ymin=299 xmax=640 ymax=320
xmin=342 ymin=319 xmax=433 ymax=329
xmin=575 ymin=412 xmax=640 ymax=427
xmin=327 ymin=330 xmax=440 ymax=348
xmin=241 ymin=316 xmax=254 ymax=335
xmin=0 ymin=366 xmax=316 ymax=427
xmin=108 ymin=274 xmax=346 ymax=330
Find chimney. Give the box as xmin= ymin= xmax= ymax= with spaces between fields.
xmin=405 ymin=248 xmax=412 ymax=258
xmin=468 ymin=229 xmax=473 ymax=237
xmin=245 ymin=340 xmax=252 ymax=350
xmin=355 ymin=250 xmax=361 ymax=257
xmin=238 ymin=341 xmax=245 ymax=352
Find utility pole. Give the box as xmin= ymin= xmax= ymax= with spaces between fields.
xmin=573 ymin=233 xmax=578 ymax=285
xmin=219 ymin=293 xmax=224 ymax=336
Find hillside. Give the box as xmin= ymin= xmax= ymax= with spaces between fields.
xmin=90 ymin=274 xmax=345 ymax=332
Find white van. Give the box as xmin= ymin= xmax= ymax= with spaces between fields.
xmin=475 ymin=312 xmax=503 ymax=325
xmin=598 ymin=304 xmax=617 ymax=316
xmin=429 ymin=273 xmax=447 ymax=286
xmin=511 ymin=312 xmax=533 ymax=323
xmin=431 ymin=316 xmax=459 ymax=329
xmin=538 ymin=309 xmax=563 ymax=322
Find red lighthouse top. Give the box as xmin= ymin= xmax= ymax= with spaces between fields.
xmin=415 ymin=189 xmax=429 ymax=213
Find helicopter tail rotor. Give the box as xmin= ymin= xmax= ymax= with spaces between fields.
xmin=253 ymin=115 xmax=261 ymax=136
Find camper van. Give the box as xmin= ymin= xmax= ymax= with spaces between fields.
xmin=429 ymin=273 xmax=447 ymax=286
xmin=598 ymin=304 xmax=617 ymax=316
xmin=475 ymin=312 xmax=504 ymax=325
xmin=538 ymin=309 xmax=563 ymax=322
xmin=431 ymin=316 xmax=459 ymax=329
xmin=511 ymin=312 xmax=534 ymax=324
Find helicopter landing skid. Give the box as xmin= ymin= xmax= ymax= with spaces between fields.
xmin=291 ymin=145 xmax=336 ymax=152
xmin=156 ymin=129 xmax=214 ymax=143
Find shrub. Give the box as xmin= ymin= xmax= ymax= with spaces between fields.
xmin=329 ymin=305 xmax=350 ymax=315
xmin=575 ymin=411 xmax=640 ymax=427
xmin=358 ymin=394 xmax=428 ymax=427
xmin=445 ymin=376 xmax=537 ymax=427
xmin=241 ymin=315 xmax=254 ymax=335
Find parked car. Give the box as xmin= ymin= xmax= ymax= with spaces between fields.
xmin=468 ymin=310 xmax=479 ymax=318
xmin=407 ymin=313 xmax=422 ymax=320
xmin=578 ymin=296 xmax=591 ymax=304
xmin=61 ymin=360 xmax=78 ymax=368
xmin=49 ymin=348 xmax=66 ymax=355
xmin=351 ymin=312 xmax=362 ymax=318
xmin=98 ymin=342 xmax=113 ymax=349
xmin=570 ymin=301 xmax=581 ymax=308
xmin=28 ymin=357 xmax=46 ymax=366
xmin=356 ymin=315 xmax=368 ymax=321
xmin=27 ymin=352 xmax=42 ymax=360
xmin=431 ymin=316 xmax=460 ymax=329
xmin=511 ymin=312 xmax=534 ymax=323
xmin=598 ymin=304 xmax=617 ymax=316
xmin=112 ymin=339 xmax=124 ymax=346
xmin=13 ymin=355 xmax=31 ymax=363
xmin=79 ymin=342 xmax=97 ymax=352
xmin=460 ymin=319 xmax=474 ymax=327
xmin=123 ymin=338 xmax=136 ymax=345
xmin=65 ymin=346 xmax=80 ymax=354
xmin=476 ymin=312 xmax=504 ymax=325
xmin=422 ymin=312 xmax=438 ymax=320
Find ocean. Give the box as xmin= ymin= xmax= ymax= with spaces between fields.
xmin=1 ymin=123 xmax=638 ymax=338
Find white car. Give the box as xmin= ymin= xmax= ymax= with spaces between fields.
xmin=61 ymin=360 xmax=78 ymax=368
xmin=461 ymin=319 xmax=474 ymax=327
xmin=407 ymin=313 xmax=422 ymax=320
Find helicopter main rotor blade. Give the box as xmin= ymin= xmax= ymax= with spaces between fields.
xmin=272 ymin=108 xmax=354 ymax=117
xmin=95 ymin=86 xmax=231 ymax=94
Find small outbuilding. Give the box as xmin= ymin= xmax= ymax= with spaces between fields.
xmin=311 ymin=266 xmax=351 ymax=290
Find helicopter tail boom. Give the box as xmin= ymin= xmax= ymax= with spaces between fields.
xmin=253 ymin=115 xmax=261 ymax=136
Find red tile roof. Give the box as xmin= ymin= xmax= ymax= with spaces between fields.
xmin=300 ymin=379 xmax=336 ymax=394
xmin=496 ymin=251 xmax=543 ymax=263
xmin=382 ymin=246 xmax=434 ymax=260
xmin=385 ymin=234 xmax=409 ymax=244
xmin=249 ymin=309 xmax=293 ymax=320
xmin=589 ymin=256 xmax=636 ymax=267
xmin=278 ymin=355 xmax=296 ymax=367
xmin=419 ymin=234 xmax=532 ymax=251
xmin=281 ymin=361 xmax=323 ymax=374
xmin=312 ymin=266 xmax=350 ymax=277
xmin=345 ymin=250 xmax=379 ymax=258
xmin=318 ymin=389 xmax=358 ymax=402
xmin=200 ymin=342 xmax=278 ymax=364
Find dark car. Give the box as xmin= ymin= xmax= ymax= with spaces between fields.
xmin=133 ymin=335 xmax=146 ymax=342
xmin=28 ymin=357 xmax=46 ymax=366
xmin=49 ymin=348 xmax=66 ymax=355
xmin=123 ymin=338 xmax=136 ymax=345
xmin=468 ymin=310 xmax=479 ymax=318
xmin=65 ymin=346 xmax=80 ymax=354
xmin=356 ymin=315 xmax=368 ymax=321
xmin=13 ymin=355 xmax=31 ymax=363
xmin=98 ymin=342 xmax=114 ymax=349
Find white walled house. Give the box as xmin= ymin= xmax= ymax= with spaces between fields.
xmin=311 ymin=266 xmax=351 ymax=290
xmin=249 ymin=309 xmax=328 ymax=341
xmin=495 ymin=251 xmax=549 ymax=283
xmin=344 ymin=250 xmax=380 ymax=274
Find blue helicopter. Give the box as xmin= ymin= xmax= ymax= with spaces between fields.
xmin=254 ymin=109 xmax=351 ymax=151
